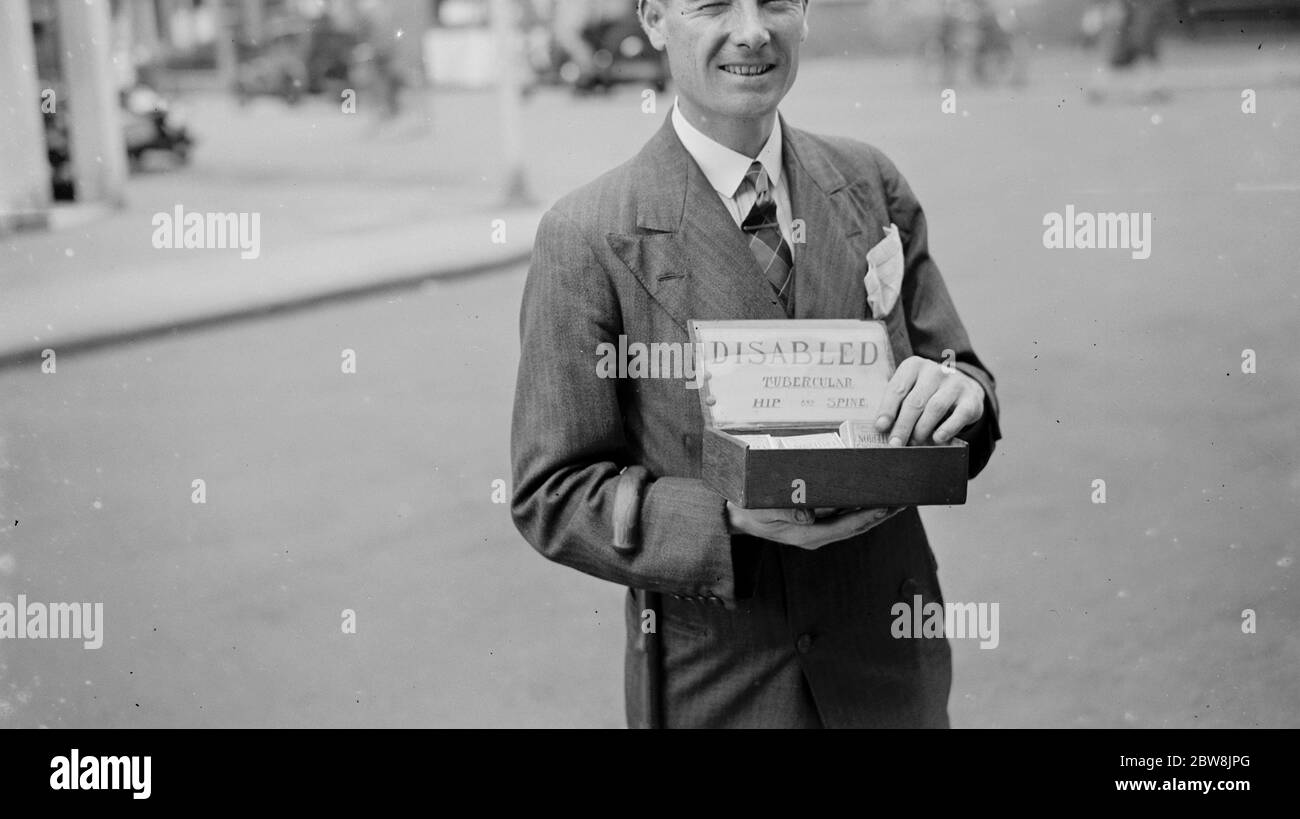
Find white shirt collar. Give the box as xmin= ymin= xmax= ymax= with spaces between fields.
xmin=671 ymin=98 xmax=783 ymax=198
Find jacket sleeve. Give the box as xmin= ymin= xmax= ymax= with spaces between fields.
xmin=871 ymin=148 xmax=1003 ymax=479
xmin=510 ymin=208 xmax=746 ymax=606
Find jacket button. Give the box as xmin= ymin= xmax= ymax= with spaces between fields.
xmin=899 ymin=578 xmax=921 ymax=599
xmin=796 ymin=634 xmax=814 ymax=654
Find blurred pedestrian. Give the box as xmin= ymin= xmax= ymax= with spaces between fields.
xmin=1089 ymin=0 xmax=1174 ymax=102
xmin=971 ymin=0 xmax=1025 ymax=86
xmin=926 ymin=0 xmax=1025 ymax=88
xmin=935 ymin=0 xmax=965 ymax=87
xmin=1111 ymin=0 xmax=1168 ymax=68
xmin=351 ymin=18 xmax=405 ymax=122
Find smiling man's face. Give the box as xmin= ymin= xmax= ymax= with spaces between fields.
xmin=643 ymin=0 xmax=809 ymax=136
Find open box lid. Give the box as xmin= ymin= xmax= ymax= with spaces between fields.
xmin=688 ymin=319 xmax=897 ymax=432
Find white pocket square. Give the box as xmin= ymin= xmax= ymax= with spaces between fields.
xmin=864 ymin=223 xmax=904 ymax=318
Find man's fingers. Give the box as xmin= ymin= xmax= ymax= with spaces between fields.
xmin=874 ymin=357 xmax=920 ymax=433
xmin=731 ymin=504 xmax=906 ymax=549
xmin=888 ymin=366 xmax=942 ymax=447
xmin=933 ymin=396 xmax=982 ymax=443
xmin=813 ymin=506 xmax=856 ymax=519
xmin=788 ymin=506 xmax=899 ymax=550
xmin=912 ymin=381 xmax=960 ymax=444
xmin=727 ymin=504 xmax=814 ymax=539
xmin=767 ymin=510 xmax=810 ymax=526
xmin=749 ymin=506 xmax=814 ymax=526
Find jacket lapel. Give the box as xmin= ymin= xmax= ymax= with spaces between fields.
xmin=782 ymin=119 xmax=875 ymax=320
xmin=607 ymin=114 xmax=786 ymax=334
xmin=606 ymin=113 xmax=886 ymax=329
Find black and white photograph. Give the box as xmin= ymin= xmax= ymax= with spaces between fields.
xmin=0 ymin=0 xmax=1296 ymax=766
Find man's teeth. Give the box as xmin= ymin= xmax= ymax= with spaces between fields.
xmin=722 ymin=65 xmax=772 ymax=76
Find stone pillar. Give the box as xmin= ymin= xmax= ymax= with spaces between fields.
xmin=56 ymin=0 xmax=128 ymax=206
xmin=0 ymin=0 xmax=52 ymax=231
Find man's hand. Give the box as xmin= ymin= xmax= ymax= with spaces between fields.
xmin=874 ymin=356 xmax=985 ymax=446
xmin=726 ymin=503 xmax=904 ymax=550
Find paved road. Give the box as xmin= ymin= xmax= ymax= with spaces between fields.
xmin=2 ymin=47 xmax=1298 ymax=727
xmin=0 ymin=265 xmax=627 ymax=728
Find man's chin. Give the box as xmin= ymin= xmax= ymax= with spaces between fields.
xmin=713 ymin=98 xmax=783 ymax=122
xmin=705 ymin=81 xmax=792 ymax=116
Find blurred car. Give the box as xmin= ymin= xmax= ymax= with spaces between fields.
xmin=540 ymin=10 xmax=668 ymax=95
xmin=233 ymin=26 xmax=310 ymax=106
xmin=578 ymin=13 xmax=669 ymax=94
xmin=233 ymin=17 xmax=359 ymax=106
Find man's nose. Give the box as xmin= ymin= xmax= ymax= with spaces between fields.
xmin=731 ymin=1 xmax=772 ymax=50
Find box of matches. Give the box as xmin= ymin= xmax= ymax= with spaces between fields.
xmin=689 ymin=319 xmax=968 ymax=509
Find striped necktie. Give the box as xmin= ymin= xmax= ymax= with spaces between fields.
xmin=739 ymin=160 xmax=795 ymax=315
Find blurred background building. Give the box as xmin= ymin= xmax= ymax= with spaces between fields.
xmin=2 ymin=0 xmax=440 ymax=229
xmin=3 ymin=0 xmax=1299 ymax=235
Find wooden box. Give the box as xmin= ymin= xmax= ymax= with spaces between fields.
xmin=690 ymin=319 xmax=968 ymax=509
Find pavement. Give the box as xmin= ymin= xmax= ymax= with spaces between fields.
xmin=1 ymin=199 xmax=541 ymax=364
xmin=0 ymin=91 xmax=547 ymax=365
xmin=4 ymin=39 xmax=1300 ymax=366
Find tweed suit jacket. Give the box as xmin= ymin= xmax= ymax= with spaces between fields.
xmin=511 ymin=110 xmax=1001 ymax=728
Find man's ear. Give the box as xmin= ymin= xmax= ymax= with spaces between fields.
xmin=640 ymin=0 xmax=669 ymax=51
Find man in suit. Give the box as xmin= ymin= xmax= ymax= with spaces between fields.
xmin=511 ymin=0 xmax=1001 ymax=728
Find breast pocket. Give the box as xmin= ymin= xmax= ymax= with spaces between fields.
xmin=865 ymin=225 xmax=912 ymax=363
xmin=880 ymin=295 xmax=913 ymax=365
xmin=871 ymin=270 xmax=913 ymax=366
